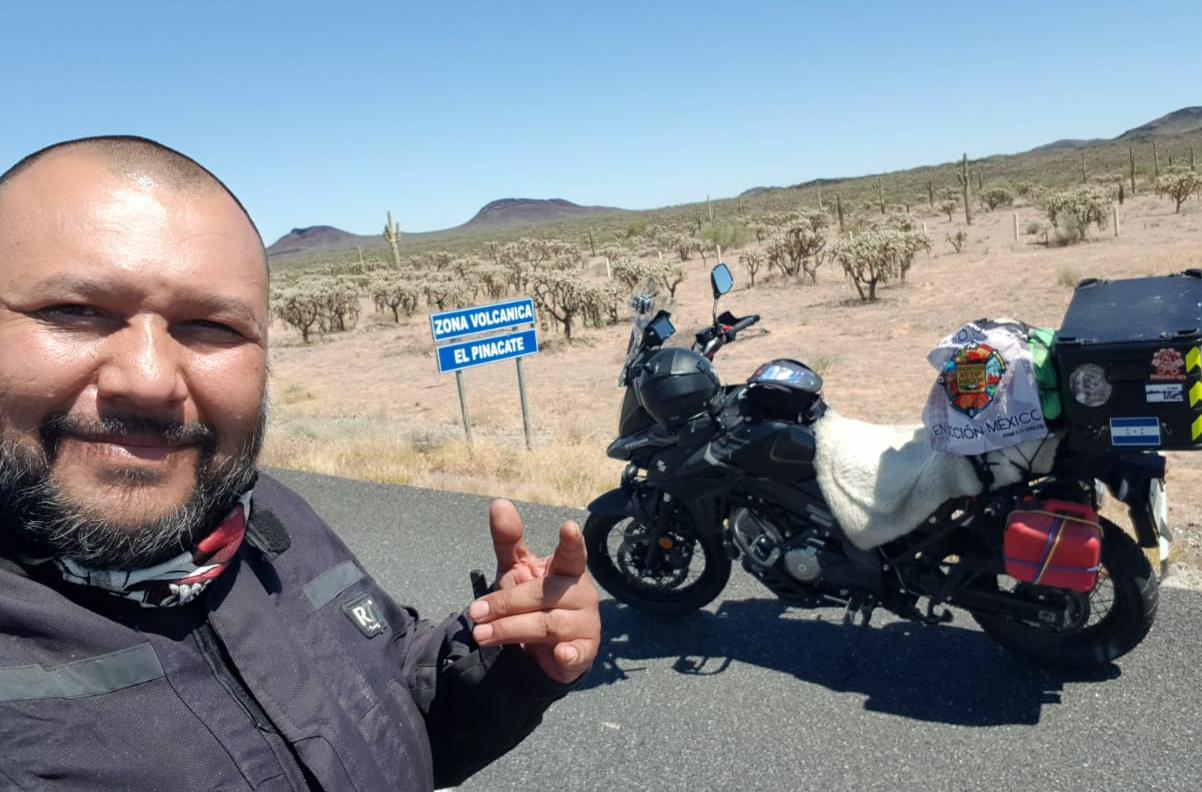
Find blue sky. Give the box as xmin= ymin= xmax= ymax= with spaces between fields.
xmin=3 ymin=1 xmax=1199 ymax=244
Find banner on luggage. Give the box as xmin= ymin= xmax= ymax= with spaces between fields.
xmin=923 ymin=320 xmax=1049 ymax=455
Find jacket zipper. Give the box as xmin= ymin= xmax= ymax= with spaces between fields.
xmin=194 ymin=618 xmax=319 ymax=791
xmin=194 ymin=618 xmax=275 ymax=730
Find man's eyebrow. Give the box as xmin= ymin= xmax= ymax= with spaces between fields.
xmin=27 ymin=274 xmax=261 ymax=324
xmin=184 ymin=293 xmax=260 ymax=324
xmin=29 ymin=273 xmax=114 ymax=297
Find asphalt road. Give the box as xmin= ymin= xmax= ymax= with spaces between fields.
xmin=268 ymin=468 xmax=1202 ymax=792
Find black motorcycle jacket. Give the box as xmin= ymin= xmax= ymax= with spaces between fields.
xmin=0 ymin=473 xmax=573 ymax=791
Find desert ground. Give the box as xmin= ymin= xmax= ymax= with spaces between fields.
xmin=261 ymin=193 xmax=1202 ymax=574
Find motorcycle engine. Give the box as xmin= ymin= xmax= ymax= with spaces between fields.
xmin=729 ymin=506 xmax=845 ymax=602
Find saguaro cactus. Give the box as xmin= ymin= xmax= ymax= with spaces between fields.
xmin=1129 ymin=144 xmax=1137 ymax=193
xmin=836 ymin=193 xmax=845 ymax=233
xmin=384 ymin=211 xmax=402 ymax=268
xmin=956 ymin=154 xmax=972 ymax=226
xmin=877 ymin=178 xmax=886 ymax=214
xmin=1153 ymin=140 xmax=1160 ymax=179
xmin=927 ymin=178 xmax=934 ymax=207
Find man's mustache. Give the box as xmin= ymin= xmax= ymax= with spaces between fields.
xmin=40 ymin=413 xmax=216 ymax=454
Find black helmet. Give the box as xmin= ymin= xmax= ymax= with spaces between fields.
xmin=634 ymin=347 xmax=720 ymax=426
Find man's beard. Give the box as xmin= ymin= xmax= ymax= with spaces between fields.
xmin=0 ymin=405 xmax=266 ymax=569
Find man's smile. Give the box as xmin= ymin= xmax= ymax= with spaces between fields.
xmin=61 ymin=432 xmax=201 ymax=464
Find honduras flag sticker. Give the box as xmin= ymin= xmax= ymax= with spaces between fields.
xmin=1110 ymin=417 xmax=1162 ymax=446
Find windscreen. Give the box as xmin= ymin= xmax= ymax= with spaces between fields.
xmin=622 ymin=280 xmax=669 ymax=384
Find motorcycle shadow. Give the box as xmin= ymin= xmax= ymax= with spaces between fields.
xmin=582 ymin=597 xmax=1121 ymax=726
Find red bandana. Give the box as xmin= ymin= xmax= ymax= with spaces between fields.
xmin=52 ymin=493 xmax=251 ymax=607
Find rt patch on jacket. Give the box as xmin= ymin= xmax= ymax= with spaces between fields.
xmin=343 ymin=593 xmax=388 ymax=638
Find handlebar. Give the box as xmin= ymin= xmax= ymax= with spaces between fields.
xmin=729 ymin=314 xmax=760 ymax=335
xmin=694 ymin=313 xmax=762 ymax=359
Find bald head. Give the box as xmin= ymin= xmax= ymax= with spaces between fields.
xmin=0 ymin=136 xmax=264 ymax=251
xmin=0 ymin=134 xmax=270 ymax=340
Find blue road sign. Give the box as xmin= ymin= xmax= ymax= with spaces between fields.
xmin=436 ymin=328 xmax=539 ymax=374
xmin=429 ymin=298 xmax=536 ymax=343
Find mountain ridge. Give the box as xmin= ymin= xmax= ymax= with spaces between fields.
xmin=269 ymin=106 xmax=1202 ymax=260
xmin=267 ymin=198 xmax=626 ymax=259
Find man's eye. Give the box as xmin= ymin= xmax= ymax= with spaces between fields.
xmin=40 ymin=304 xmax=102 ymax=319
xmin=184 ymin=320 xmax=244 ymax=339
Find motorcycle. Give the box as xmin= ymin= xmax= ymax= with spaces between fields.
xmin=584 ymin=264 xmax=1166 ymax=669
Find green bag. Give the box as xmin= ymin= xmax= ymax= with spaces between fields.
xmin=1028 ymin=326 xmax=1061 ymax=421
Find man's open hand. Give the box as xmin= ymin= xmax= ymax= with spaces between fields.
xmin=468 ymin=499 xmax=601 ymax=684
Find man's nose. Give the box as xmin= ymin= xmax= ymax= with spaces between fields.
xmin=95 ymin=315 xmax=188 ymax=408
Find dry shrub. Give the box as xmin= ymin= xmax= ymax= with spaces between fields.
xmin=260 ymin=416 xmax=617 ymax=508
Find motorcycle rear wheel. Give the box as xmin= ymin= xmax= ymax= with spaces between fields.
xmin=972 ymin=519 xmax=1158 ymax=669
xmin=584 ymin=510 xmax=731 ymax=616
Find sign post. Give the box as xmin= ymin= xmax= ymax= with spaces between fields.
xmin=429 ymin=297 xmax=539 ymax=447
xmin=455 ymin=371 xmax=473 ymax=445
xmin=515 ymin=357 xmax=533 ymax=450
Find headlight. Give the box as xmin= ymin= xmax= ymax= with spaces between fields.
xmin=1068 ymin=363 xmax=1112 ymax=407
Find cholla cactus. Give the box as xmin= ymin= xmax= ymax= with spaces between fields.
xmin=668 ymin=233 xmax=700 ymax=262
xmin=422 ymin=273 xmax=474 ymax=311
xmin=759 ymin=211 xmax=828 ymax=283
xmin=658 ymin=261 xmax=685 ymax=300
xmin=473 ymin=263 xmax=510 ymax=299
xmin=1040 ymin=186 xmax=1112 ymax=241
xmin=740 ymin=250 xmax=765 ymax=287
xmin=1155 ymin=167 xmax=1202 ymax=213
xmin=312 ymin=276 xmax=362 ymax=333
xmin=529 ymin=270 xmax=588 ymax=341
xmin=832 ymin=226 xmax=930 ymax=302
xmin=369 ymin=273 xmax=421 ymax=322
xmin=979 ymin=187 xmax=1014 ymax=211
xmin=272 ymin=287 xmax=323 ymax=343
xmin=272 ymin=275 xmax=363 ymax=340
xmin=581 ymin=281 xmax=622 ymax=328
xmin=610 ymin=257 xmax=654 ymax=290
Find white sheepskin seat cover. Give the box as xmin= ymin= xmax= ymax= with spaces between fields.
xmin=812 ymin=409 xmax=1059 ymax=551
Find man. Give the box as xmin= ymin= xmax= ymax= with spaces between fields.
xmin=0 ymin=136 xmax=601 ymax=791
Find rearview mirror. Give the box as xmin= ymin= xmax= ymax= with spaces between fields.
xmin=710 ymin=264 xmax=734 ymax=298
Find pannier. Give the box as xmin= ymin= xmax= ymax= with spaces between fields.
xmin=1003 ymin=498 xmax=1102 ymax=592
xmin=1054 ymin=270 xmax=1202 ymax=451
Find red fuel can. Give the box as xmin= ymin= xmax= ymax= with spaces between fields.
xmin=1003 ymin=499 xmax=1103 ymax=593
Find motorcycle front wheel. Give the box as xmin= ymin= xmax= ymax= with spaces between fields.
xmin=584 ymin=507 xmax=731 ymax=616
xmin=972 ymin=518 xmax=1158 ymax=669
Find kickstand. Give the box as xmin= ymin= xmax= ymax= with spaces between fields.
xmin=924 ymin=598 xmax=955 ymax=625
xmin=838 ymin=596 xmax=876 ymax=684
xmin=842 ymin=595 xmax=876 ymax=629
